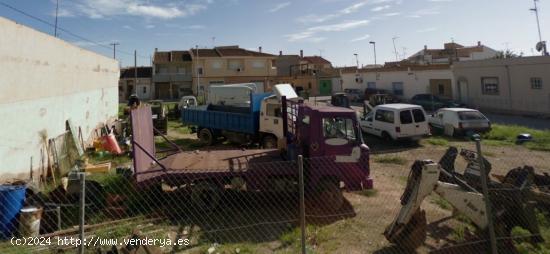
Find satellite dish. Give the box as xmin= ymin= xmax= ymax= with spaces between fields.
xmin=536 ymin=41 xmax=546 ymax=52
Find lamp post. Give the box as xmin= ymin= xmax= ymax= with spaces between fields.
xmin=369 ymin=41 xmax=377 ymax=66
xmin=354 ymin=53 xmax=359 ymax=68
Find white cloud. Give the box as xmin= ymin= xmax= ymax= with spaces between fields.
xmin=122 ymin=25 xmax=134 ymax=30
xmin=351 ymin=34 xmax=370 ymax=42
xmin=416 ymin=27 xmax=438 ymax=33
xmin=428 ymin=0 xmax=452 ymax=2
xmin=268 ymin=2 xmax=291 ymax=13
xmin=286 ymin=20 xmax=369 ymax=42
xmin=64 ymin=0 xmax=209 ymax=19
xmin=407 ymin=7 xmax=440 ymax=18
xmin=297 ymin=0 xmax=370 ymax=23
xmin=165 ymin=24 xmax=206 ymax=30
xmin=383 ymin=12 xmax=401 ymax=17
xmin=371 ymin=5 xmax=391 ymax=12
xmin=145 ymin=24 xmax=155 ymax=29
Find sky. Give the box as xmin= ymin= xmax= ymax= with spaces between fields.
xmin=0 ymin=0 xmax=548 ymax=67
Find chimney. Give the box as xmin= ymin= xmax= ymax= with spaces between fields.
xmin=424 ymin=45 xmax=427 ymax=50
xmin=300 ymin=50 xmax=303 ymax=58
xmin=477 ymin=41 xmax=481 ymax=47
xmin=155 ymin=48 xmax=158 ymax=52
xmin=259 ymin=46 xmax=262 ymax=53
xmin=279 ymin=50 xmax=282 ymax=56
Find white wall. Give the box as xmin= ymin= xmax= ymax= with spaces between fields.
xmin=0 ymin=17 xmax=119 ymax=181
xmin=341 ymin=69 xmax=454 ymax=100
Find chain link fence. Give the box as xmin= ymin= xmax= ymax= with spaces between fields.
xmin=1 ymin=136 xmax=550 ymax=254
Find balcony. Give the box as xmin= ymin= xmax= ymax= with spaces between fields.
xmin=153 ymin=73 xmax=192 ymax=83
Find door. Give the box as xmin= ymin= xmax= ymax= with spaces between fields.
xmin=319 ymin=80 xmax=332 ymax=96
xmin=412 ymin=108 xmax=429 ymax=135
xmin=398 ymin=110 xmax=416 ymax=138
xmin=259 ymin=100 xmax=283 ymax=140
xmin=430 ymin=79 xmax=452 ymax=98
xmin=360 ymin=112 xmax=375 ymax=135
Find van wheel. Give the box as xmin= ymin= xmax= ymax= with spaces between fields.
xmin=381 ymin=132 xmax=392 ymax=141
xmin=261 ymin=135 xmax=277 ymax=149
xmin=198 ymin=128 xmax=214 ymax=145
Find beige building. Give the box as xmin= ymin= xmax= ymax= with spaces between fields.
xmin=408 ymin=42 xmax=498 ymax=65
xmin=119 ymin=67 xmax=152 ymax=101
xmin=190 ymin=46 xmax=277 ymax=95
xmin=452 ymin=56 xmax=550 ymax=116
xmin=152 ymin=50 xmax=193 ymax=100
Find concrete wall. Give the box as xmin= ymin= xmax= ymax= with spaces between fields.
xmin=341 ymin=68 xmax=454 ymax=100
xmin=0 ymin=17 xmax=119 ymax=181
xmin=453 ymin=56 xmax=550 ymax=116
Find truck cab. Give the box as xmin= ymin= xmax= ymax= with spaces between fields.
xmin=285 ymin=98 xmax=372 ymax=191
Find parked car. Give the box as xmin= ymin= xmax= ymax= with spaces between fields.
xmin=359 ymin=104 xmax=430 ymax=141
xmin=344 ymin=88 xmax=363 ymax=102
xmin=364 ymin=88 xmax=400 ymax=106
xmin=428 ymin=108 xmax=491 ymax=137
xmin=410 ymin=94 xmax=463 ymax=112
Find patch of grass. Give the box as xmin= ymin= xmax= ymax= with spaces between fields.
xmin=483 ymin=124 xmax=550 ymax=151
xmin=357 ymin=189 xmax=378 ymax=197
xmin=482 ymin=151 xmax=496 ymax=157
xmin=374 ymin=156 xmax=407 ymax=165
xmin=155 ymin=137 xmax=206 ymax=150
xmin=424 ymin=137 xmax=449 ymax=146
xmin=95 ymin=222 xmax=134 ymax=239
xmin=452 ymin=224 xmax=466 ymax=242
xmin=431 ymin=196 xmax=452 ymax=210
xmin=168 ymin=120 xmax=192 ymax=135
xmin=87 ymin=151 xmax=131 ymax=167
xmin=482 ymin=139 xmax=513 ymax=147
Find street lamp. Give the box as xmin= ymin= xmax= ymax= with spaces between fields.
xmin=354 ymin=53 xmax=359 ymax=68
xmin=369 ymin=41 xmax=377 ymax=66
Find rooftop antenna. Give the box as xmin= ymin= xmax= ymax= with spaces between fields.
xmin=530 ymin=0 xmax=547 ymax=55
xmin=54 ymin=0 xmax=59 ymax=37
xmin=392 ymin=36 xmax=399 ymax=61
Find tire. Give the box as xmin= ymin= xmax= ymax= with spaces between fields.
xmin=198 ymin=128 xmax=214 ymax=146
xmin=191 ymin=181 xmax=221 ymax=213
xmin=381 ymin=131 xmax=392 ymax=141
xmin=316 ymin=180 xmax=344 ymax=213
xmin=261 ymin=135 xmax=278 ymax=149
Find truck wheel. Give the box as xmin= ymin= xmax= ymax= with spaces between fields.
xmin=316 ymin=180 xmax=344 ymax=213
xmin=261 ymin=135 xmax=277 ymax=149
xmin=198 ymin=128 xmax=214 ymax=145
xmin=191 ymin=181 xmax=221 ymax=212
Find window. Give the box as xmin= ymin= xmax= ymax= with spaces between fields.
xmin=367 ymin=82 xmax=376 ymax=89
xmin=251 ymin=60 xmax=265 ymax=68
xmin=142 ymin=86 xmax=147 ymax=94
xmin=211 ymin=61 xmax=222 ymax=69
xmin=458 ymin=111 xmax=485 ymax=120
xmin=197 ymin=67 xmax=203 ymax=75
xmin=177 ymin=67 xmax=186 ymax=74
xmin=375 ymin=109 xmax=394 ymax=123
xmin=392 ymin=82 xmax=404 ymax=96
xmin=266 ymin=103 xmax=281 ymax=117
xmin=400 ymin=110 xmax=413 ymax=124
xmin=228 ymin=60 xmax=243 ymax=70
xmin=412 ymin=109 xmax=426 ymax=122
xmin=481 ymin=77 xmax=499 ymax=95
xmin=322 ymin=117 xmax=356 ymax=141
xmin=531 ymin=77 xmax=542 ymax=89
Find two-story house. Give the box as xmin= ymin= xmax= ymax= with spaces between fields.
xmin=152 ymin=50 xmax=193 ymax=100
xmin=190 ymin=46 xmax=277 ymax=95
xmin=408 ymin=41 xmax=498 ymax=65
xmin=119 ymin=66 xmax=152 ymax=101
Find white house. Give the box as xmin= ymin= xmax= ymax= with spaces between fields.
xmin=408 ymin=42 xmax=499 ymax=65
xmin=340 ymin=64 xmax=454 ymax=100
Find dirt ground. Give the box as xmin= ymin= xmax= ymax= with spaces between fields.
xmin=147 ymin=123 xmax=550 ymax=253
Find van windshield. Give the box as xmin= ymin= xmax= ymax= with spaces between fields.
xmin=458 ymin=111 xmax=485 ymax=120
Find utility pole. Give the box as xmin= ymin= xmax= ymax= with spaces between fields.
xmin=110 ymin=42 xmax=120 ymax=59
xmin=354 ymin=53 xmax=359 ymax=68
xmin=134 ymin=50 xmax=137 ymax=96
xmin=530 ymin=0 xmax=547 ymax=55
xmin=54 ymin=0 xmax=59 ymax=37
xmin=369 ymin=41 xmax=377 ymax=66
xmin=392 ymin=36 xmax=399 ymax=61
xmin=196 ymin=45 xmax=200 ymax=97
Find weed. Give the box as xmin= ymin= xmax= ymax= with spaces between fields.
xmin=452 ymin=225 xmax=466 ymax=242
xmin=374 ymin=156 xmax=407 ymax=165
xmin=431 ymin=196 xmax=452 ymax=210
xmin=424 ymin=137 xmax=449 ymax=146
xmin=357 ymin=189 xmax=378 ymax=197
xmin=483 ymin=124 xmax=550 ymax=151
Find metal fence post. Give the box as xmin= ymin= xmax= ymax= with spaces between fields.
xmin=475 ymin=137 xmax=498 ymax=254
xmin=78 ymin=172 xmax=86 ymax=254
xmin=298 ymin=155 xmax=306 ymax=254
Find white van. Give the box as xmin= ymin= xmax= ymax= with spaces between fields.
xmin=359 ymin=104 xmax=430 ymax=140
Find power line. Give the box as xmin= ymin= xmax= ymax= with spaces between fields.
xmin=0 ymin=1 xmax=149 ymax=60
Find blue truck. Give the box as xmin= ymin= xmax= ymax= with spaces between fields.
xmin=181 ymin=91 xmax=286 ymax=148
